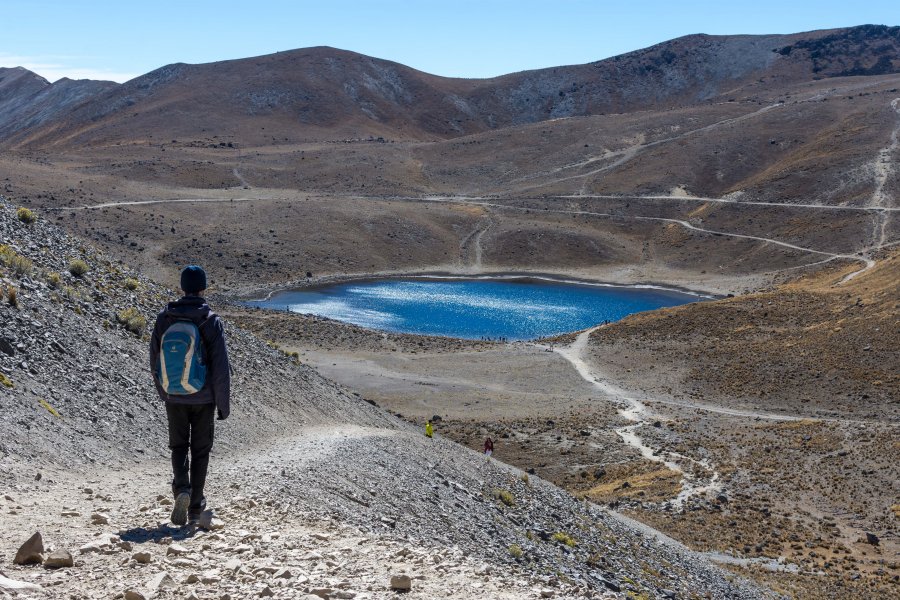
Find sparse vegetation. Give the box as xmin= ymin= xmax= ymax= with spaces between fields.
xmin=124 ymin=277 xmax=140 ymax=290
xmin=508 ymin=544 xmax=524 ymax=559
xmin=494 ymin=488 xmax=515 ymax=507
xmin=16 ymin=207 xmax=36 ymax=224
xmin=552 ymin=532 xmax=577 ymax=547
xmin=62 ymin=285 xmax=85 ymax=302
xmin=117 ymin=307 xmax=147 ymax=335
xmin=0 ymin=244 xmax=33 ymax=276
xmin=46 ymin=271 xmax=62 ymax=288
xmin=38 ymin=399 xmax=61 ymax=418
xmin=6 ymin=285 xmax=18 ymax=308
xmin=0 ymin=373 xmax=12 ymax=388
xmin=68 ymin=259 xmax=89 ymax=277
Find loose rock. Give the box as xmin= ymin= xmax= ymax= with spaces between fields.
xmin=43 ymin=548 xmax=74 ymax=568
xmin=390 ymin=574 xmax=412 ymax=591
xmin=13 ymin=531 xmax=44 ymax=565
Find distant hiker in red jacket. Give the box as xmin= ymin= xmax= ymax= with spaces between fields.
xmin=484 ymin=437 xmax=494 ymax=457
xmin=150 ymin=265 xmax=230 ymax=526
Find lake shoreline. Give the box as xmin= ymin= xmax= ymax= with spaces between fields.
xmin=240 ymin=275 xmax=706 ymax=341
xmin=232 ymin=270 xmax=723 ymax=303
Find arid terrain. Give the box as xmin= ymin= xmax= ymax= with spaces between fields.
xmin=223 ymin=252 xmax=899 ymax=599
xmin=1 ymin=24 xmax=899 ymax=599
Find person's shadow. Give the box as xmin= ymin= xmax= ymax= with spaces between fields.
xmin=119 ymin=522 xmax=201 ymax=544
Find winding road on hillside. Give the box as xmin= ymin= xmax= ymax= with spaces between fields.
xmin=59 ymin=191 xmax=886 ymax=283
xmin=505 ymin=102 xmax=784 ymax=192
xmin=430 ymin=198 xmax=881 ymax=282
xmin=507 ymin=79 xmax=900 ymax=197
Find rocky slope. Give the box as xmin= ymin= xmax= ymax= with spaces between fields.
xmin=0 ymin=198 xmax=774 ymax=598
xmin=0 ymin=67 xmax=118 ymax=142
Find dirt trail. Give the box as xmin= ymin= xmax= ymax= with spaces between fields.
xmin=869 ymin=97 xmax=900 ymax=248
xmin=548 ymin=323 xmax=895 ymax=513
xmin=458 ymin=213 xmax=493 ymax=271
xmin=231 ymin=167 xmax=250 ymax=188
xmin=506 ymin=103 xmax=782 ymax=191
xmin=551 ymin=328 xmax=722 ymax=509
xmin=518 ymin=80 xmax=900 ymax=195
xmin=561 ymin=193 xmax=900 ymax=213
xmin=56 ymin=189 xmax=883 ymax=284
xmin=0 ymin=425 xmax=570 ymax=599
xmin=429 ymin=198 xmax=878 ymax=283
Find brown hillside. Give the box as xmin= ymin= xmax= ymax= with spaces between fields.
xmin=587 ymin=248 xmax=900 ymax=420
xmin=4 ymin=25 xmax=900 ymax=149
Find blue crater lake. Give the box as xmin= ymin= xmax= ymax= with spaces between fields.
xmin=248 ymin=277 xmax=703 ymax=341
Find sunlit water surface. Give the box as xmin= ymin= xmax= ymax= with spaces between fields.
xmin=248 ymin=278 xmax=701 ymax=340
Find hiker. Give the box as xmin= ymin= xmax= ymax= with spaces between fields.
xmin=484 ymin=437 xmax=494 ymax=457
xmin=150 ymin=265 xmax=231 ymax=526
xmin=425 ymin=420 xmax=433 ymax=438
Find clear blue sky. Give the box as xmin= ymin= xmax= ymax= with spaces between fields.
xmin=3 ymin=0 xmax=899 ymax=83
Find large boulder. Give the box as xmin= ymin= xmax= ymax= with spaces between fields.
xmin=13 ymin=532 xmax=44 ymax=565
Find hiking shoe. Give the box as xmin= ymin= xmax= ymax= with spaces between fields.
xmin=171 ymin=492 xmax=190 ymax=526
xmin=188 ymin=509 xmax=202 ymax=524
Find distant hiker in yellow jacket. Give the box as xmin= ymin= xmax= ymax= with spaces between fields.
xmin=425 ymin=421 xmax=434 ymax=438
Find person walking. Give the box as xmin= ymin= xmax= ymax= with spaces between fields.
xmin=150 ymin=265 xmax=231 ymax=526
xmin=484 ymin=437 xmax=494 ymax=457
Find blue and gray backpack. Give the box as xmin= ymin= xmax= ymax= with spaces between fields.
xmin=157 ymin=318 xmax=207 ymax=395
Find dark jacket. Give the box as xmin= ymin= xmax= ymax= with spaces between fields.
xmin=149 ymin=295 xmax=230 ymax=418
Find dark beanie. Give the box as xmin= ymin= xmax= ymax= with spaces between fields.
xmin=180 ymin=265 xmax=207 ymax=293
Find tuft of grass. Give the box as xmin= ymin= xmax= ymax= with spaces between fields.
xmin=0 ymin=245 xmax=33 ymax=276
xmin=124 ymin=277 xmax=140 ymax=291
xmin=6 ymin=285 xmax=18 ymax=308
xmin=117 ymin=307 xmax=147 ymax=335
xmin=521 ymin=472 xmax=530 ymax=485
xmin=38 ymin=399 xmax=61 ymax=418
xmin=46 ymin=272 xmax=62 ymax=288
xmin=494 ymin=488 xmax=515 ymax=507
xmin=552 ymin=532 xmax=577 ymax=547
xmin=508 ymin=544 xmax=524 ymax=559
xmin=0 ymin=373 xmax=12 ymax=388
xmin=68 ymin=259 xmax=89 ymax=277
xmin=16 ymin=207 xmax=36 ymax=224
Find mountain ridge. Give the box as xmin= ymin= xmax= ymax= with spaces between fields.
xmin=2 ymin=24 xmax=898 ymax=148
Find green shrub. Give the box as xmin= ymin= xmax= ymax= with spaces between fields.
xmin=0 ymin=245 xmax=32 ymax=276
xmin=68 ymin=259 xmax=89 ymax=277
xmin=16 ymin=207 xmax=36 ymax=224
xmin=117 ymin=307 xmax=147 ymax=335
xmin=508 ymin=544 xmax=524 ymax=559
xmin=46 ymin=272 xmax=62 ymax=288
xmin=552 ymin=532 xmax=577 ymax=547
xmin=494 ymin=488 xmax=515 ymax=507
xmin=124 ymin=278 xmax=140 ymax=291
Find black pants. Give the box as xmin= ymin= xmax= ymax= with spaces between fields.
xmin=165 ymin=402 xmax=215 ymax=513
